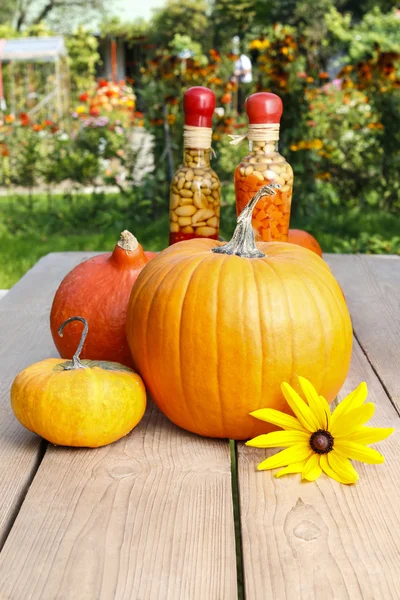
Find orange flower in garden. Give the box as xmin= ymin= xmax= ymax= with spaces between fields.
xmin=1 ymin=143 xmax=9 ymax=157
xmin=166 ymin=114 xmax=176 ymax=125
xmin=19 ymin=113 xmax=30 ymax=126
xmin=319 ymin=72 xmax=329 ymax=79
xmin=221 ymin=93 xmax=232 ymax=104
xmin=4 ymin=114 xmax=15 ymax=123
xmin=43 ymin=119 xmax=54 ymax=127
xmin=368 ymin=122 xmax=384 ymax=129
xmin=98 ymin=79 xmax=108 ymax=88
xmin=90 ymin=107 xmax=100 ymax=116
xmin=209 ymin=49 xmax=221 ymax=62
xmin=79 ymin=93 xmax=89 ymax=102
xmin=135 ymin=111 xmax=144 ymax=119
xmin=306 ymin=76 xmax=314 ymax=83
xmin=208 ymin=76 xmax=223 ymax=85
xmin=33 ymin=124 xmax=42 ymax=132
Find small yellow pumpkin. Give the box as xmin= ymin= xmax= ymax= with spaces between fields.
xmin=11 ymin=317 xmax=146 ymax=447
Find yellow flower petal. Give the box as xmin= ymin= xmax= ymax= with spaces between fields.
xmin=346 ymin=426 xmax=395 ymax=444
xmin=327 ymin=451 xmax=359 ymax=483
xmin=331 ymin=403 xmax=375 ymax=437
xmin=302 ymin=453 xmax=322 ymax=481
xmin=257 ymin=443 xmax=312 ymax=471
xmin=319 ymin=454 xmax=355 ymax=484
xmin=246 ymin=430 xmax=309 ymax=448
xmin=303 ymin=464 xmax=322 ymax=481
xmin=334 ymin=441 xmax=385 ymax=464
xmin=250 ymin=408 xmax=306 ymax=432
xmin=275 ymin=461 xmax=306 ymax=478
xmin=297 ymin=376 xmax=330 ymax=429
xmin=319 ymin=395 xmax=332 ymax=430
xmin=281 ymin=382 xmax=320 ymax=432
xmin=331 ymin=382 xmax=368 ymax=427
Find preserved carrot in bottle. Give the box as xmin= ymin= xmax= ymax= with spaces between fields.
xmin=169 ymin=87 xmax=220 ymax=245
xmin=233 ymin=92 xmax=293 ymax=242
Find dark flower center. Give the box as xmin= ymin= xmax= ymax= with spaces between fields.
xmin=309 ymin=429 xmax=334 ymax=454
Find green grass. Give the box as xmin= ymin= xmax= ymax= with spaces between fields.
xmin=0 ymin=190 xmax=399 ymax=289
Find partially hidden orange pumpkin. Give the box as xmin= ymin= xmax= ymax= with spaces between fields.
xmin=126 ymin=186 xmax=353 ymax=440
xmin=11 ymin=317 xmax=146 ymax=447
xmin=288 ymin=229 xmax=323 ymax=256
xmin=50 ymin=230 xmax=157 ymax=367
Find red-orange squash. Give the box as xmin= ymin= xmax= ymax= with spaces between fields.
xmin=288 ymin=229 xmax=323 ymax=256
xmin=51 ymin=231 xmax=157 ymax=367
xmin=126 ymin=186 xmax=353 ymax=440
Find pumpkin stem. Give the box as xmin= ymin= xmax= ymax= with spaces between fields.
xmin=117 ymin=230 xmax=139 ymax=252
xmin=58 ymin=316 xmax=89 ymax=370
xmin=212 ymin=184 xmax=280 ymax=259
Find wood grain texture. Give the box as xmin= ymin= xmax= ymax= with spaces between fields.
xmin=238 ymin=339 xmax=400 ymax=600
xmin=326 ymin=254 xmax=400 ymax=408
xmin=0 ymin=402 xmax=237 ymax=600
xmin=0 ymin=252 xmax=94 ymax=547
xmin=0 ymin=252 xmax=237 ymax=600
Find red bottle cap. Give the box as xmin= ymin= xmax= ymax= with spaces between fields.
xmin=184 ymin=87 xmax=216 ymax=128
xmin=245 ymin=92 xmax=283 ymax=124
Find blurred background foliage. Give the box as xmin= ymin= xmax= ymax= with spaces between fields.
xmin=0 ymin=0 xmax=399 ymax=287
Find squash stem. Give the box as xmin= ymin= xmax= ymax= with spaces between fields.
xmin=212 ymin=184 xmax=280 ymax=259
xmin=58 ymin=316 xmax=89 ymax=370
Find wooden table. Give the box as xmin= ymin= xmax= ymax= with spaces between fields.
xmin=0 ymin=253 xmax=399 ymax=600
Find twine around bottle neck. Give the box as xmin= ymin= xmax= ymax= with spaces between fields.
xmin=229 ymin=123 xmax=280 ymax=146
xmin=184 ymin=125 xmax=213 ymax=149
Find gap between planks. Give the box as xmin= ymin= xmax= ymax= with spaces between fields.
xmin=237 ymin=337 xmax=400 ymax=600
xmin=0 ymin=402 xmax=238 ymax=600
xmin=0 ymin=439 xmax=47 ymax=551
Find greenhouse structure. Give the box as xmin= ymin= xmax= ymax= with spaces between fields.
xmin=0 ymin=36 xmax=70 ymax=121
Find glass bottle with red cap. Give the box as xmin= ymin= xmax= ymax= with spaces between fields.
xmin=169 ymin=86 xmax=221 ymax=245
xmin=233 ymin=92 xmax=293 ymax=242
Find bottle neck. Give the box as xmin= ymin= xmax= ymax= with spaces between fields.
xmin=183 ymin=148 xmax=211 ymax=168
xmin=249 ymin=139 xmax=279 ymax=154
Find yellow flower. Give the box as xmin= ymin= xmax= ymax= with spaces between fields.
xmin=246 ymin=377 xmax=394 ymax=485
xmin=76 ymin=105 xmax=86 ymax=114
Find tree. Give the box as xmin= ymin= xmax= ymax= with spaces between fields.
xmin=0 ymin=0 xmax=108 ymax=32
xmin=150 ymin=0 xmax=210 ymax=48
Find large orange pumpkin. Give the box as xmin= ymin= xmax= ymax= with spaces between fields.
xmin=126 ymin=186 xmax=352 ymax=440
xmin=50 ymin=230 xmax=157 ymax=367
xmin=288 ymin=229 xmax=323 ymax=256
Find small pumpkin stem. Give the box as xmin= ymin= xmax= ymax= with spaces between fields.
xmin=58 ymin=316 xmax=89 ymax=370
xmin=212 ymin=184 xmax=280 ymax=259
xmin=117 ymin=230 xmax=139 ymax=252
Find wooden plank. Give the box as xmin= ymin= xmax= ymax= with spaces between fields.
xmin=0 ymin=252 xmax=94 ymax=547
xmin=326 ymin=254 xmax=400 ymax=408
xmin=0 ymin=405 xmax=237 ymax=599
xmin=0 ymin=253 xmax=237 ymax=599
xmin=238 ymin=338 xmax=400 ymax=600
